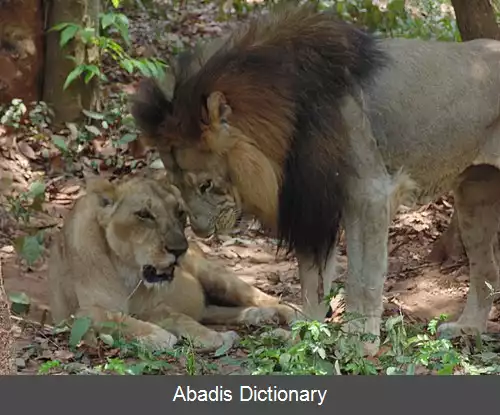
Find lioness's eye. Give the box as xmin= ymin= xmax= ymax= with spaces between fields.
xmin=135 ymin=209 xmax=155 ymax=220
xmin=199 ymin=180 xmax=213 ymax=194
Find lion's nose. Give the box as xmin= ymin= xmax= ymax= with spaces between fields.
xmin=166 ymin=240 xmax=188 ymax=259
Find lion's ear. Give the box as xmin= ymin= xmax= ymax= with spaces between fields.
xmin=206 ymin=91 xmax=232 ymax=125
xmin=85 ymin=178 xmax=117 ymax=207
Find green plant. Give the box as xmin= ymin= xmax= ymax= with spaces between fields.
xmin=6 ymin=181 xmax=48 ymax=266
xmin=318 ymin=0 xmax=459 ymax=41
xmin=50 ymin=0 xmax=166 ymax=90
xmin=38 ymin=360 xmax=62 ymax=374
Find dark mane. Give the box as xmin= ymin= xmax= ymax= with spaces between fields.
xmin=132 ymin=4 xmax=388 ymax=267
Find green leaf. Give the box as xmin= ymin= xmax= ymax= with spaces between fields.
xmin=14 ymin=235 xmax=44 ymax=266
xmin=82 ymin=109 xmax=105 ymax=120
xmin=60 ymin=24 xmax=79 ymax=47
xmin=84 ymin=125 xmax=101 ymax=136
xmin=82 ymin=65 xmax=102 ymax=84
xmin=111 ymin=0 xmax=121 ymax=8
xmin=279 ymin=352 xmax=291 ymax=367
xmin=116 ymin=133 xmax=137 ymax=146
xmin=214 ymin=340 xmax=232 ymax=357
xmin=101 ymin=13 xmax=115 ymax=30
xmin=115 ymin=15 xmax=131 ymax=46
xmin=51 ymin=135 xmax=68 ymax=152
xmin=121 ymin=59 xmax=134 ymax=74
xmin=149 ymin=158 xmax=164 ymax=169
xmin=8 ymin=291 xmax=31 ymax=305
xmin=99 ymin=333 xmax=115 ymax=346
xmin=49 ymin=22 xmax=71 ymax=32
xmin=133 ymin=60 xmax=152 ymax=77
xmin=127 ymin=362 xmax=147 ymax=375
xmin=80 ymin=27 xmax=97 ymax=44
xmin=28 ymin=181 xmax=46 ymax=198
xmin=84 ymin=70 xmax=96 ymax=84
xmin=63 ymin=66 xmax=85 ymax=90
xmin=69 ymin=316 xmax=92 ymax=348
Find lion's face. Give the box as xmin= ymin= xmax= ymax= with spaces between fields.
xmin=91 ymin=177 xmax=189 ymax=287
xmin=168 ymin=147 xmax=243 ymax=238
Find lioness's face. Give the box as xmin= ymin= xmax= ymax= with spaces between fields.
xmin=166 ymin=148 xmax=243 ymax=238
xmin=94 ymin=178 xmax=189 ymax=286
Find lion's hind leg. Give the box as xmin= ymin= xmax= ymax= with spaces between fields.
xmin=437 ymin=165 xmax=500 ymax=339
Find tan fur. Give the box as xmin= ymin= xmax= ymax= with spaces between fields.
xmin=48 ymin=176 xmax=299 ymax=352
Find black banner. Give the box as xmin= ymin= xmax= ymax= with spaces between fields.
xmin=1 ymin=375 xmax=499 ymax=414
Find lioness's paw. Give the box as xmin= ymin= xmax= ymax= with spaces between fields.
xmin=262 ymin=327 xmax=294 ymax=342
xmin=240 ymin=307 xmax=282 ymax=325
xmin=275 ymin=304 xmax=302 ymax=325
xmin=137 ymin=328 xmax=178 ymax=351
xmin=191 ymin=330 xmax=240 ymax=353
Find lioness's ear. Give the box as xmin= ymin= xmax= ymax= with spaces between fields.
xmin=206 ymin=91 xmax=232 ymax=125
xmin=86 ymin=178 xmax=117 ymax=207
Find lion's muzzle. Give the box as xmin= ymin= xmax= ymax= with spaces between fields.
xmin=142 ymin=264 xmax=175 ymax=283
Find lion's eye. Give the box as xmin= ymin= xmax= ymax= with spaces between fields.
xmin=199 ymin=180 xmax=213 ymax=194
xmin=177 ymin=206 xmax=187 ymax=220
xmin=135 ymin=209 xmax=155 ymax=221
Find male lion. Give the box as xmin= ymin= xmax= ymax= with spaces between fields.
xmin=131 ymin=4 xmax=500 ymax=355
xmin=48 ymin=176 xmax=298 ymax=352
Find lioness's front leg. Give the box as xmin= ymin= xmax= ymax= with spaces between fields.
xmin=152 ymin=308 xmax=239 ymax=352
xmin=181 ymin=247 xmax=301 ymax=323
xmin=76 ymin=305 xmax=178 ymax=350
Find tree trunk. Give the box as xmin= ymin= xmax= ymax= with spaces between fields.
xmin=451 ymin=0 xmax=500 ymax=41
xmin=429 ymin=0 xmax=500 ymax=264
xmin=42 ymin=0 xmax=101 ymax=125
xmin=0 ymin=0 xmax=45 ymax=104
xmin=0 ymin=261 xmax=15 ymax=375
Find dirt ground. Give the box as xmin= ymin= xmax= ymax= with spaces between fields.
xmin=3 ymin=159 xmax=500 ymax=374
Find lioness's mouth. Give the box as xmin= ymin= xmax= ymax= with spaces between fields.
xmin=142 ymin=264 xmax=175 ymax=283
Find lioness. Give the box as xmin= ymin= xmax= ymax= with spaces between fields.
xmin=48 ymin=176 xmax=298 ymax=352
xmin=131 ymin=4 xmax=500 ymax=355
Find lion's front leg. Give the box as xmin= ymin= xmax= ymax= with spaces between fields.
xmin=342 ymin=181 xmax=391 ymax=356
xmin=295 ymin=248 xmax=339 ymax=321
xmin=154 ymin=310 xmax=239 ymax=353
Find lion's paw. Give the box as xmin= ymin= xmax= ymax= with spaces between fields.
xmin=345 ymin=318 xmax=381 ymax=357
xmin=137 ymin=327 xmax=178 ymax=351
